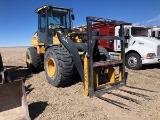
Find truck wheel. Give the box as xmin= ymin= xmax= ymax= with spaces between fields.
xmin=26 ymin=47 xmax=42 ymax=72
xmin=0 ymin=53 xmax=3 ymax=71
xmin=126 ymin=53 xmax=142 ymax=70
xmin=98 ymin=46 xmax=110 ymax=61
xmin=44 ymin=46 xmax=73 ymax=87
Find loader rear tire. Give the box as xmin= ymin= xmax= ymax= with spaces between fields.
xmin=0 ymin=53 xmax=3 ymax=71
xmin=44 ymin=46 xmax=73 ymax=87
xmin=26 ymin=47 xmax=42 ymax=72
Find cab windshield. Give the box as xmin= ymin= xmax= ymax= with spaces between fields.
xmin=131 ymin=27 xmax=148 ymax=37
xmin=48 ymin=8 xmax=70 ymax=28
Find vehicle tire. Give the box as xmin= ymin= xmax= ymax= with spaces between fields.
xmin=0 ymin=53 xmax=3 ymax=71
xmin=98 ymin=46 xmax=110 ymax=61
xmin=26 ymin=47 xmax=42 ymax=72
xmin=44 ymin=46 xmax=73 ymax=87
xmin=126 ymin=53 xmax=142 ymax=70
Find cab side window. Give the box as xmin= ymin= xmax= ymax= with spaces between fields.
xmin=151 ymin=31 xmax=155 ymax=37
xmin=40 ymin=11 xmax=46 ymax=32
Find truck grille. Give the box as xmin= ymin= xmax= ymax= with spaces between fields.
xmin=157 ymin=45 xmax=160 ymax=57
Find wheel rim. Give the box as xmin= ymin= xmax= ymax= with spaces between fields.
xmin=26 ymin=55 xmax=31 ymax=64
xmin=47 ymin=58 xmax=56 ymax=77
xmin=128 ymin=56 xmax=138 ymax=68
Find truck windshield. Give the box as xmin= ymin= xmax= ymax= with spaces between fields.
xmin=48 ymin=8 xmax=69 ymax=28
xmin=131 ymin=27 xmax=148 ymax=37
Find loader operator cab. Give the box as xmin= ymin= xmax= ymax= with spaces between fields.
xmin=36 ymin=5 xmax=74 ymax=47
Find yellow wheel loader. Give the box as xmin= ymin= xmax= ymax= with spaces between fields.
xmin=0 ymin=53 xmax=30 ymax=120
xmin=26 ymin=5 xmax=126 ymax=95
xmin=27 ymin=5 xmax=154 ymax=109
xmin=26 ymin=5 xmax=75 ymax=86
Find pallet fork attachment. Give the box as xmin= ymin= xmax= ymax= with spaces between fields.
xmin=57 ymin=16 xmax=154 ymax=109
xmin=83 ymin=16 xmax=126 ymax=97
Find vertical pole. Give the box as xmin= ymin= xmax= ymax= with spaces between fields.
xmin=86 ymin=17 xmax=94 ymax=97
xmin=120 ymin=23 xmax=126 ymax=85
xmin=83 ymin=57 xmax=89 ymax=96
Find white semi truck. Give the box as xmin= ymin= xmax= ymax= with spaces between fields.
xmin=113 ymin=25 xmax=160 ymax=69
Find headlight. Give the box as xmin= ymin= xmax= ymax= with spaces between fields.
xmin=146 ymin=53 xmax=156 ymax=58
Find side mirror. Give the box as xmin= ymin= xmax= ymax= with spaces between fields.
xmin=125 ymin=36 xmax=130 ymax=39
xmin=124 ymin=28 xmax=130 ymax=39
xmin=71 ymin=14 xmax=75 ymax=20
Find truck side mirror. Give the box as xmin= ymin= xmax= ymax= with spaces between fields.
xmin=71 ymin=14 xmax=75 ymax=20
xmin=124 ymin=28 xmax=130 ymax=39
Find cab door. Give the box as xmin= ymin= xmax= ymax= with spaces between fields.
xmin=114 ymin=26 xmax=121 ymax=51
xmin=37 ymin=10 xmax=52 ymax=47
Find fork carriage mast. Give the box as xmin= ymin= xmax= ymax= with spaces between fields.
xmin=84 ymin=16 xmax=126 ymax=97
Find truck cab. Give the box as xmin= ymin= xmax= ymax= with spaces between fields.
xmin=148 ymin=27 xmax=160 ymax=39
xmin=114 ymin=25 xmax=160 ymax=69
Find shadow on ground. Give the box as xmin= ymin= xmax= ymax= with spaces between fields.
xmin=28 ymin=101 xmax=48 ymax=120
xmin=65 ymin=74 xmax=82 ymax=87
xmin=142 ymin=64 xmax=160 ymax=70
xmin=25 ymin=84 xmax=34 ymax=95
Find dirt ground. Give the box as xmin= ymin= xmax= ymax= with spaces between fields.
xmin=0 ymin=47 xmax=160 ymax=120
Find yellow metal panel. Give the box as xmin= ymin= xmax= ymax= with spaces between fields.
xmin=118 ymin=53 xmax=123 ymax=81
xmin=30 ymin=37 xmax=45 ymax=54
xmin=119 ymin=66 xmax=123 ymax=81
xmin=53 ymin=36 xmax=60 ymax=44
xmin=37 ymin=45 xmax=45 ymax=54
xmin=118 ymin=53 xmax=122 ymax=60
xmin=78 ymin=52 xmax=84 ymax=55
xmin=74 ymin=36 xmax=82 ymax=43
xmin=31 ymin=39 xmax=38 ymax=46
xmin=52 ymin=31 xmax=62 ymax=44
xmin=107 ymin=66 xmax=115 ymax=83
xmin=93 ymin=70 xmax=99 ymax=88
xmin=83 ymin=57 xmax=89 ymax=96
xmin=36 ymin=5 xmax=47 ymax=13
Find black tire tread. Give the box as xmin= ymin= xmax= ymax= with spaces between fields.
xmin=26 ymin=47 xmax=42 ymax=72
xmin=126 ymin=52 xmax=142 ymax=70
xmin=44 ymin=46 xmax=73 ymax=87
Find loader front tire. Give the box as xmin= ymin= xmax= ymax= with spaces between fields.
xmin=26 ymin=47 xmax=42 ymax=72
xmin=44 ymin=46 xmax=73 ymax=87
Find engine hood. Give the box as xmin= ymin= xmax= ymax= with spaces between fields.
xmin=131 ymin=37 xmax=160 ymax=46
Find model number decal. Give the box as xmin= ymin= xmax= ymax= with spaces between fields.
xmin=62 ymin=37 xmax=68 ymax=43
